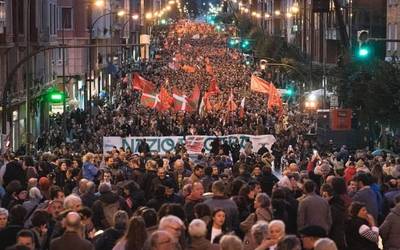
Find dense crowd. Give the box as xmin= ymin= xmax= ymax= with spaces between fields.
xmin=37 ymin=20 xmax=311 ymax=154
xmin=1 ymin=20 xmax=399 ymax=250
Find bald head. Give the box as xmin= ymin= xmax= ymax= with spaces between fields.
xmin=65 ymin=212 xmax=82 ymax=232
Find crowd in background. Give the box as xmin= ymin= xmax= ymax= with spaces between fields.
xmin=0 ymin=20 xmax=399 ymax=250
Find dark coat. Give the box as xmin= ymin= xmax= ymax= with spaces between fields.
xmin=328 ymin=195 xmax=347 ymax=250
xmin=94 ymin=228 xmax=125 ymax=250
xmin=3 ymin=160 xmax=26 ymax=187
xmin=50 ymin=231 xmax=94 ymax=250
xmin=92 ymin=191 xmax=131 ymax=230
xmin=0 ymin=224 xmax=24 ymax=250
xmin=345 ymin=217 xmax=379 ymax=250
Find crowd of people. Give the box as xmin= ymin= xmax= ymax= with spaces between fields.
xmin=0 ymin=20 xmax=399 ymax=250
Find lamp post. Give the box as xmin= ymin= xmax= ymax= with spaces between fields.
xmin=290 ymin=0 xmax=314 ymax=91
xmin=88 ymin=6 xmax=126 ymax=117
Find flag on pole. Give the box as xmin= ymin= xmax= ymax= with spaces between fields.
xmin=250 ymin=75 xmax=283 ymax=115
xmin=132 ymin=73 xmax=155 ymax=92
xmin=173 ymin=92 xmax=189 ymax=112
xmin=188 ymin=84 xmax=201 ymax=112
xmin=157 ymin=87 xmax=174 ymax=111
xmin=207 ymin=78 xmax=220 ymax=94
xmin=250 ymin=75 xmax=272 ymax=94
xmin=239 ymin=97 xmax=246 ymax=118
xmin=226 ymin=89 xmax=237 ymax=112
xmin=205 ymin=63 xmax=214 ymax=75
xmin=141 ymin=92 xmax=160 ymax=109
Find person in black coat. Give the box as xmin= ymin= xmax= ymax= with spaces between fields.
xmin=345 ymin=201 xmax=380 ymax=250
xmin=122 ymin=181 xmax=146 ymax=213
xmin=92 ymin=183 xmax=131 ymax=230
xmin=3 ymin=157 xmax=26 ymax=188
xmin=94 ymin=211 xmax=129 ymax=250
xmin=321 ymin=184 xmax=346 ymax=250
xmin=137 ymin=139 xmax=150 ymax=156
xmin=259 ymin=166 xmax=279 ymax=196
xmin=0 ymin=205 xmax=27 ymax=250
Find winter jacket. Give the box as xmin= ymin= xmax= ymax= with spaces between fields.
xmin=50 ymin=231 xmax=94 ymax=250
xmin=82 ymin=162 xmax=99 ymax=181
xmin=92 ymin=191 xmax=131 ymax=230
xmin=94 ymin=227 xmax=125 ymax=250
xmin=345 ymin=217 xmax=379 ymax=250
xmin=380 ymin=204 xmax=400 ymax=250
xmin=297 ymin=193 xmax=332 ymax=234
xmin=328 ymin=195 xmax=346 ymax=250
xmin=203 ymin=196 xmax=239 ymax=232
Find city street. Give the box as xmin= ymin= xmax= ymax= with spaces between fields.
xmin=0 ymin=0 xmax=399 ymax=250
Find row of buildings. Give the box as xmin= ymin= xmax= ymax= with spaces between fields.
xmin=230 ymin=0 xmax=392 ymax=65
xmin=0 ymin=0 xmax=175 ymax=151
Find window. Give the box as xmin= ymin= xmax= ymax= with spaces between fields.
xmin=388 ymin=23 xmax=392 ymax=51
xmin=49 ymin=3 xmax=56 ymax=35
xmin=18 ymin=1 xmax=24 ymax=34
xmin=60 ymin=7 xmax=72 ymax=30
xmin=0 ymin=1 xmax=5 ymax=34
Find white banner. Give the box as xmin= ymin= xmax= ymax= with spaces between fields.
xmin=103 ymin=134 xmax=276 ymax=155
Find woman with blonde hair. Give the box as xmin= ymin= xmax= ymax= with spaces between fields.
xmin=82 ymin=152 xmax=98 ymax=181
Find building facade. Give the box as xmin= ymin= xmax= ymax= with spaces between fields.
xmin=387 ymin=0 xmax=400 ymax=61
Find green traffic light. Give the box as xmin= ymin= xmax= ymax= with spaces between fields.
xmin=358 ymin=48 xmax=369 ymax=57
xmin=286 ymin=89 xmax=294 ymax=96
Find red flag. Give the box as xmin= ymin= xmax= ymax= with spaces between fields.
xmin=207 ymin=78 xmax=220 ymax=94
xmin=141 ymin=91 xmax=160 ymax=109
xmin=267 ymin=85 xmax=284 ymax=115
xmin=250 ymin=75 xmax=273 ymax=93
xmin=157 ymin=87 xmax=174 ymax=111
xmin=239 ymin=97 xmax=246 ymax=118
xmin=251 ymin=76 xmax=283 ymax=115
xmin=188 ymin=84 xmax=201 ymax=112
xmin=226 ymin=89 xmax=237 ymax=112
xmin=132 ymin=73 xmax=155 ymax=92
xmin=205 ymin=63 xmax=214 ymax=75
xmin=182 ymin=65 xmax=196 ymax=73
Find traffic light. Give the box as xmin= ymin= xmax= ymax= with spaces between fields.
xmin=227 ymin=37 xmax=240 ymax=48
xmin=241 ymin=39 xmax=250 ymax=49
xmin=286 ymin=88 xmax=294 ymax=96
xmin=356 ymin=30 xmax=371 ymax=60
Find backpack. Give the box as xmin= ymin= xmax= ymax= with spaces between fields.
xmin=101 ymin=201 xmax=120 ymax=228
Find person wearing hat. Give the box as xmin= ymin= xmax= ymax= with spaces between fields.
xmin=299 ymin=225 xmax=327 ymax=250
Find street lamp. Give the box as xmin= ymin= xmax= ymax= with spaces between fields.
xmin=132 ymin=14 xmax=139 ymax=20
xmin=88 ymin=6 xmax=128 ymax=116
xmin=291 ymin=1 xmax=300 ymax=14
xmin=145 ymin=12 xmax=153 ymax=20
xmin=94 ymin=0 xmax=104 ymax=8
